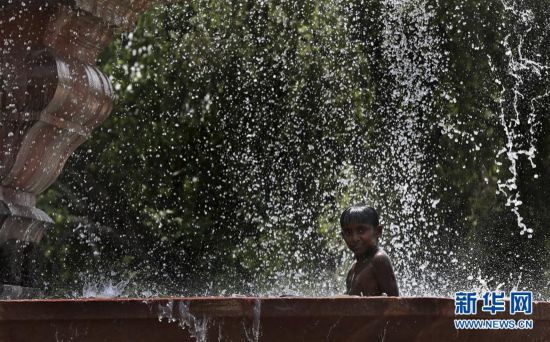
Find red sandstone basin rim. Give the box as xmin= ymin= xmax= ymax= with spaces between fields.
xmin=1 ymin=297 xmax=548 ymax=341
xmin=0 ymin=296 xmax=548 ymax=320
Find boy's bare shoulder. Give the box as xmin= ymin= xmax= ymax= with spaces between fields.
xmin=372 ymin=248 xmax=392 ymax=268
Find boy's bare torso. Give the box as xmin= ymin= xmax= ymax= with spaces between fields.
xmin=346 ymin=260 xmax=379 ymax=296
xmin=346 ymin=247 xmax=399 ymax=296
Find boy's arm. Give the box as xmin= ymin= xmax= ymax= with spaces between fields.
xmin=372 ymin=253 xmax=399 ymax=296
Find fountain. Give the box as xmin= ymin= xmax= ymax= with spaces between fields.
xmin=1 ymin=0 xmax=549 ymax=341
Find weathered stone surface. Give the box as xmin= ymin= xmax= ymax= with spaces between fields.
xmin=0 ymin=0 xmax=160 ymax=290
xmin=0 ymin=297 xmax=548 ymax=341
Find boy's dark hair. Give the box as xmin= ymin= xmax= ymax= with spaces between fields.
xmin=340 ymin=206 xmax=380 ymax=227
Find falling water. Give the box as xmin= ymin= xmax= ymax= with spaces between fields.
xmin=365 ymin=0 xmax=448 ymax=296
xmin=495 ymin=0 xmax=549 ymax=238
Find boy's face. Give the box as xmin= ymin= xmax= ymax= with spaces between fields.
xmin=341 ymin=222 xmax=381 ymax=257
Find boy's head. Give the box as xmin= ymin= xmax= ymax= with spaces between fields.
xmin=340 ymin=206 xmax=382 ymax=257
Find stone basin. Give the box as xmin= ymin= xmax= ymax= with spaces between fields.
xmin=0 ymin=297 xmax=548 ymax=341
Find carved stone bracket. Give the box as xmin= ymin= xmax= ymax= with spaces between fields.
xmin=0 ymin=0 xmax=161 ymax=289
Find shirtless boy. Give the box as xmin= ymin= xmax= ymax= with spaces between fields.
xmin=341 ymin=206 xmax=399 ymax=296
